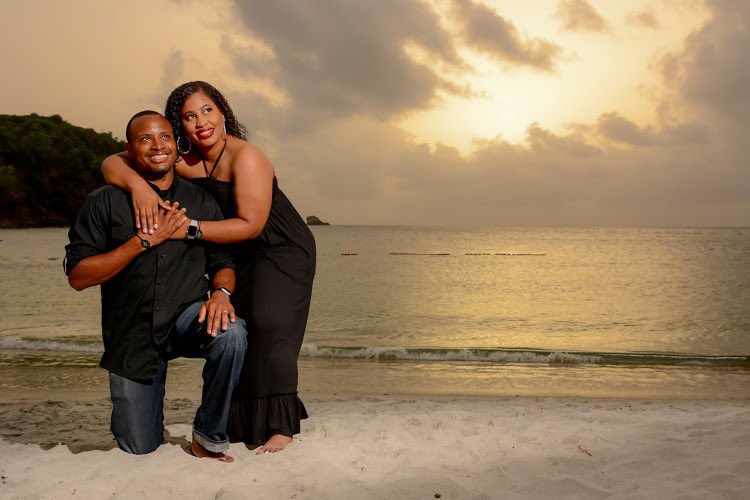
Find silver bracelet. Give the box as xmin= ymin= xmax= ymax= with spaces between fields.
xmin=213 ymin=287 xmax=232 ymax=297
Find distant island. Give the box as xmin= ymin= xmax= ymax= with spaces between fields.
xmin=306 ymin=216 xmax=330 ymax=226
xmin=0 ymin=114 xmax=123 ymax=228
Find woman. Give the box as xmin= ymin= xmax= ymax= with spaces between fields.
xmin=102 ymin=81 xmax=316 ymax=454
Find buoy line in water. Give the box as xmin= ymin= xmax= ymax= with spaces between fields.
xmin=338 ymin=252 xmax=547 ymax=256
xmin=388 ymin=252 xmax=451 ymax=256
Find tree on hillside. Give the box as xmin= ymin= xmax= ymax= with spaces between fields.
xmin=0 ymin=114 xmax=124 ymax=227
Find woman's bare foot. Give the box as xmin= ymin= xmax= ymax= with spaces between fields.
xmin=256 ymin=434 xmax=293 ymax=454
xmin=190 ymin=437 xmax=234 ymax=463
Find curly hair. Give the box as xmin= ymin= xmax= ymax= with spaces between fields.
xmin=164 ymin=81 xmax=248 ymax=142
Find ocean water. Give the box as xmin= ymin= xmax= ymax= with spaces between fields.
xmin=1 ymin=226 xmax=748 ymax=400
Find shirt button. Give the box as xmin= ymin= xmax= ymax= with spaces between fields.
xmin=160 ymin=253 xmax=167 ymax=259
xmin=157 ymin=280 xmax=164 ymax=286
xmin=155 ymin=307 xmax=161 ymax=312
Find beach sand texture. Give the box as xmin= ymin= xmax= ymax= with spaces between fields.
xmin=1 ymin=396 xmax=749 ymax=499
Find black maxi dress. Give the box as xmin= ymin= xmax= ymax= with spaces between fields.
xmin=188 ymin=176 xmax=316 ymax=443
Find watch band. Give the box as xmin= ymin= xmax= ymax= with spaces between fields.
xmin=213 ymin=287 xmax=232 ymax=297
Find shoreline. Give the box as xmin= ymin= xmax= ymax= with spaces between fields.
xmin=3 ymin=349 xmax=749 ymax=403
xmin=1 ymin=394 xmax=748 ymax=498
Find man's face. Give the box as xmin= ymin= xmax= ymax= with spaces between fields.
xmin=126 ymin=115 xmax=176 ymax=177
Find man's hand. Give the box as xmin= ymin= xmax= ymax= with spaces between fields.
xmin=198 ymin=290 xmax=236 ymax=336
xmin=142 ymin=202 xmax=187 ymax=247
xmin=68 ymin=202 xmax=185 ymax=291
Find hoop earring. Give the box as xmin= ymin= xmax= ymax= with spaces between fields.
xmin=176 ymin=135 xmax=192 ymax=155
xmin=222 ymin=122 xmax=227 ymax=140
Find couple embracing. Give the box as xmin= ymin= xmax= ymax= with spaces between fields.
xmin=65 ymin=82 xmax=316 ymax=461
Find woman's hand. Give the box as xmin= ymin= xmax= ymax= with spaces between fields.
xmin=169 ymin=216 xmax=191 ymax=240
xmin=132 ymin=184 xmax=172 ymax=234
xmin=141 ymin=203 xmax=188 ymax=247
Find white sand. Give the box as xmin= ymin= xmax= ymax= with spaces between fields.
xmin=1 ymin=397 xmax=749 ymax=499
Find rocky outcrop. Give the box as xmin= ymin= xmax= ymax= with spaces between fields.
xmin=306 ymin=215 xmax=330 ymax=226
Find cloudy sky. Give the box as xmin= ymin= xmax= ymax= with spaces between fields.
xmin=1 ymin=0 xmax=747 ymax=226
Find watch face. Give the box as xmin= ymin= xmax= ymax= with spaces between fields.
xmin=141 ymin=238 xmax=151 ymax=248
xmin=187 ymin=220 xmax=199 ymax=239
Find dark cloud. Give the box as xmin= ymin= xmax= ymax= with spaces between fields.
xmin=219 ymin=0 xmax=748 ymax=227
xmin=596 ymin=112 xmax=710 ymax=147
xmin=451 ymin=0 xmax=563 ymax=71
xmin=227 ymin=0 xmax=466 ymax=123
xmin=626 ymin=8 xmax=660 ymax=29
xmin=658 ymin=0 xmax=750 ymax=124
xmin=555 ymin=0 xmax=610 ymax=33
xmin=596 ymin=113 xmax=657 ymax=146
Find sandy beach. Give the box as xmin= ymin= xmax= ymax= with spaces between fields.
xmin=1 ymin=392 xmax=748 ymax=499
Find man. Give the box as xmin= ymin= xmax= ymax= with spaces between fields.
xmin=64 ymin=111 xmax=247 ymax=462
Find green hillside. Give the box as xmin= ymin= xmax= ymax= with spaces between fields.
xmin=0 ymin=114 xmax=124 ymax=227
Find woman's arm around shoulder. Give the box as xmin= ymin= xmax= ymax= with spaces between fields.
xmin=101 ymin=152 xmax=170 ymax=234
xmin=101 ymin=152 xmax=138 ymax=189
xmin=198 ymin=141 xmax=274 ymax=244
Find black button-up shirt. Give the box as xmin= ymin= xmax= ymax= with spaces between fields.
xmin=65 ymin=177 xmax=234 ymax=379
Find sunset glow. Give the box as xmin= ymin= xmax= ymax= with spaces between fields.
xmin=0 ymin=0 xmax=746 ymax=226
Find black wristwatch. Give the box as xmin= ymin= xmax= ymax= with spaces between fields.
xmin=134 ymin=234 xmax=150 ymax=249
xmin=187 ymin=219 xmax=203 ymax=240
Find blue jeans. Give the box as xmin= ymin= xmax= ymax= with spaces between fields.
xmin=109 ymin=301 xmax=247 ymax=455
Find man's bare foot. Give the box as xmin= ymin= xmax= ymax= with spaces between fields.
xmin=190 ymin=438 xmax=234 ymax=463
xmin=256 ymin=434 xmax=293 ymax=454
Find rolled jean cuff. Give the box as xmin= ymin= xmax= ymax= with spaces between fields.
xmin=193 ymin=427 xmax=229 ymax=453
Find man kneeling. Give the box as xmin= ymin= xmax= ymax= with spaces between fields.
xmin=64 ymin=111 xmax=247 ymax=461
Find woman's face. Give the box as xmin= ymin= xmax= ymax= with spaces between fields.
xmin=181 ymin=91 xmax=225 ymax=147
